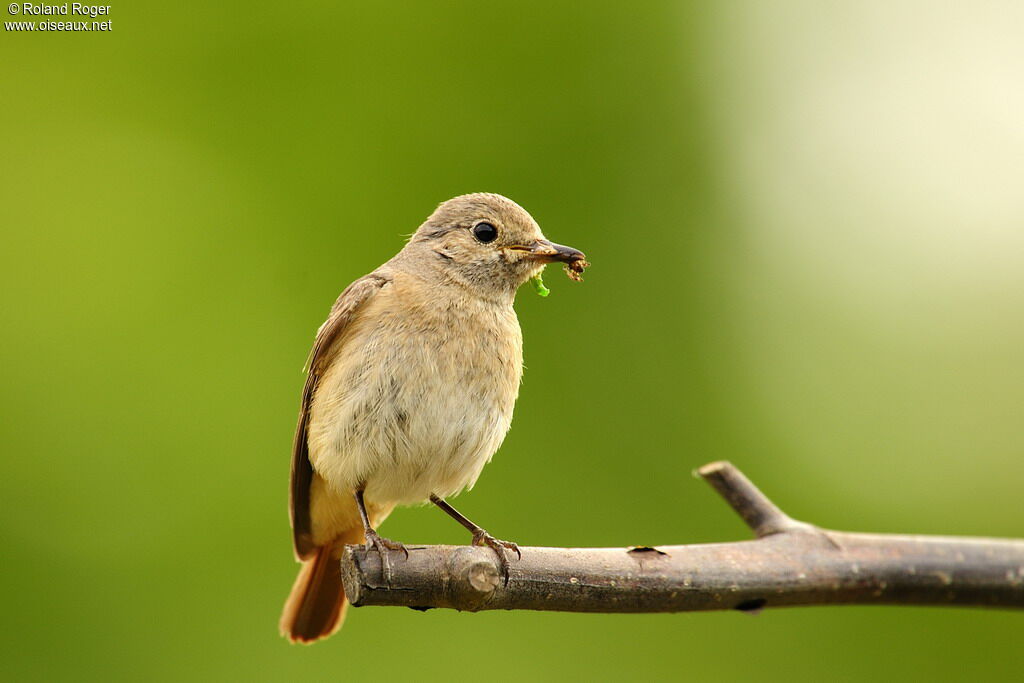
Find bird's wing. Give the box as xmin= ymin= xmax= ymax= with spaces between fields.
xmin=290 ymin=273 xmax=390 ymax=559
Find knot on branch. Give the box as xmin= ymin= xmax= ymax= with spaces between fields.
xmin=452 ymin=548 xmax=501 ymax=610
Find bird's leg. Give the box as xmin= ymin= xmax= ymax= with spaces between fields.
xmin=429 ymin=494 xmax=520 ymax=584
xmin=354 ymin=488 xmax=407 ymax=584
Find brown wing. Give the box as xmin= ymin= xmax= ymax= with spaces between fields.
xmin=289 ymin=274 xmax=390 ymax=559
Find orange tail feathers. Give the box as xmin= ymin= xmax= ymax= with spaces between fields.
xmin=280 ymin=529 xmax=365 ymax=644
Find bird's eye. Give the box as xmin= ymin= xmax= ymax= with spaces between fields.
xmin=472 ymin=222 xmax=498 ymax=244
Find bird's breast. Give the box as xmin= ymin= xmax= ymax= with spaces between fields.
xmin=307 ymin=279 xmax=524 ymax=505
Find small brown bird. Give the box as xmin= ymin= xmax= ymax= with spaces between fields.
xmin=280 ymin=193 xmax=587 ymax=643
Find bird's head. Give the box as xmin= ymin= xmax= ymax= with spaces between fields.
xmin=406 ymin=193 xmax=586 ymax=300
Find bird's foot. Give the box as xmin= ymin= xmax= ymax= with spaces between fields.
xmin=471 ymin=529 xmax=521 ymax=586
xmin=363 ymin=529 xmax=408 ymax=585
xmin=363 ymin=529 xmax=409 ymax=558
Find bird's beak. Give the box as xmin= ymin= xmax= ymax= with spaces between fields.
xmin=520 ymin=239 xmax=586 ymax=264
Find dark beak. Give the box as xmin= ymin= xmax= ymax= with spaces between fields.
xmin=527 ymin=239 xmax=586 ymax=264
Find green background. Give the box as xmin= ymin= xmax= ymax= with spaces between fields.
xmin=3 ymin=2 xmax=1022 ymax=681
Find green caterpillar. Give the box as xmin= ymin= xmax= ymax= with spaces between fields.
xmin=530 ymin=273 xmax=550 ymax=297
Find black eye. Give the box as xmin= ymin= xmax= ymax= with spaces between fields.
xmin=472 ymin=222 xmax=498 ymax=243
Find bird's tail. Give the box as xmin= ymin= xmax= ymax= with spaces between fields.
xmin=279 ymin=528 xmax=365 ymax=643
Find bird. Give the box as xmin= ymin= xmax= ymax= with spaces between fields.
xmin=279 ymin=193 xmax=587 ymax=643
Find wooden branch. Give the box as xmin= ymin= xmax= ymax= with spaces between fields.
xmin=339 ymin=461 xmax=1024 ymax=614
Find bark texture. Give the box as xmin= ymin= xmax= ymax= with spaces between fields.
xmin=339 ymin=462 xmax=1024 ymax=613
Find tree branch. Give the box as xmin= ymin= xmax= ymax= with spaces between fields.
xmin=340 ymin=461 xmax=1024 ymax=613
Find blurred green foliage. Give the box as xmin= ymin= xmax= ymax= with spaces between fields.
xmin=2 ymin=2 xmax=1022 ymax=681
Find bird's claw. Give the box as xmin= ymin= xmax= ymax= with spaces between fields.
xmin=471 ymin=529 xmax=521 ymax=585
xmin=364 ymin=530 xmax=409 ymax=559
xmin=363 ymin=530 xmax=408 ymax=585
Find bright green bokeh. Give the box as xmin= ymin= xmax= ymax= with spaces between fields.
xmin=3 ymin=2 xmax=1022 ymax=681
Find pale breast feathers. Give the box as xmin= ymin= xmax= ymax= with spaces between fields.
xmin=306 ymin=273 xmax=524 ymax=505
